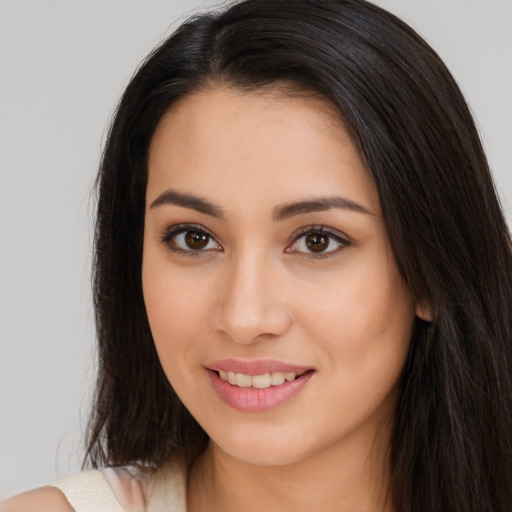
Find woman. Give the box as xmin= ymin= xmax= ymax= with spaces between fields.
xmin=3 ymin=0 xmax=511 ymax=511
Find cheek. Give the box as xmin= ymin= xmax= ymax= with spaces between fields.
xmin=144 ymin=273 xmax=204 ymax=342
xmin=141 ymin=248 xmax=212 ymax=372
xmin=300 ymin=258 xmax=414 ymax=375
xmin=142 ymin=256 xmax=217 ymax=412
xmin=300 ymin=271 xmax=414 ymax=438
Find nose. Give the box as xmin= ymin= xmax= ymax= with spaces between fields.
xmin=212 ymin=251 xmax=292 ymax=345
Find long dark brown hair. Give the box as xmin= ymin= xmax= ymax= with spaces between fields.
xmin=85 ymin=1 xmax=512 ymax=510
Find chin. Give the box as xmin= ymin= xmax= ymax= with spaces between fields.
xmin=218 ymin=440 xmax=307 ymax=467
xmin=206 ymin=419 xmax=321 ymax=468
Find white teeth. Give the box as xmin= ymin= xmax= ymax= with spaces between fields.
xmin=252 ymin=373 xmax=271 ymax=389
xmin=270 ymin=372 xmax=285 ymax=386
xmin=235 ymin=373 xmax=252 ymax=387
xmin=218 ymin=370 xmax=304 ymax=388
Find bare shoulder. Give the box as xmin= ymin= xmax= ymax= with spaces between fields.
xmin=1 ymin=486 xmax=73 ymax=512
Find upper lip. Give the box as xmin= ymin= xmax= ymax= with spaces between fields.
xmin=206 ymin=359 xmax=313 ymax=375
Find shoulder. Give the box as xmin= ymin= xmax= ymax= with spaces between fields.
xmin=1 ymin=469 xmax=126 ymax=512
xmin=1 ymin=459 xmax=186 ymax=512
xmin=51 ymin=467 xmax=140 ymax=511
xmin=1 ymin=486 xmax=73 ymax=512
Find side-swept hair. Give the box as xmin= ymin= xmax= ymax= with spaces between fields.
xmin=85 ymin=1 xmax=512 ymax=510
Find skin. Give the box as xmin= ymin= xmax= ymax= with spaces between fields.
xmin=142 ymin=85 xmax=423 ymax=512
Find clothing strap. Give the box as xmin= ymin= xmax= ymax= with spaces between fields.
xmin=148 ymin=458 xmax=186 ymax=512
xmin=50 ymin=458 xmax=186 ymax=512
xmin=51 ymin=469 xmax=125 ymax=512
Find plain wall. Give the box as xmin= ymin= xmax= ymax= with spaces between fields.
xmin=1 ymin=0 xmax=510 ymax=499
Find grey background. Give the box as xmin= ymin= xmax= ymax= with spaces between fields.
xmin=1 ymin=0 xmax=511 ymax=499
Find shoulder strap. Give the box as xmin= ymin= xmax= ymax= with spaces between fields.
xmin=148 ymin=458 xmax=186 ymax=512
xmin=51 ymin=459 xmax=186 ymax=512
xmin=51 ymin=470 xmax=125 ymax=512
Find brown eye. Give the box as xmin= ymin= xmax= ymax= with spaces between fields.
xmin=285 ymin=226 xmax=350 ymax=258
xmin=185 ymin=231 xmax=210 ymax=250
xmin=305 ymin=233 xmax=329 ymax=252
xmin=162 ymin=224 xmax=221 ymax=254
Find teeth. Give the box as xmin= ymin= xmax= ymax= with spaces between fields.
xmin=270 ymin=372 xmax=285 ymax=386
xmin=218 ymin=371 xmax=304 ymax=389
xmin=252 ymin=373 xmax=271 ymax=389
xmin=235 ymin=373 xmax=252 ymax=387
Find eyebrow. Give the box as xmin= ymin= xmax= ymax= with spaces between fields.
xmin=273 ymin=196 xmax=375 ymax=221
xmin=149 ymin=189 xmax=374 ymax=220
xmin=149 ymin=189 xmax=225 ymax=218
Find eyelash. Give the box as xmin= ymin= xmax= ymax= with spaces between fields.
xmin=286 ymin=225 xmax=351 ymax=260
xmin=161 ymin=223 xmax=221 ymax=258
xmin=160 ymin=223 xmax=351 ymax=259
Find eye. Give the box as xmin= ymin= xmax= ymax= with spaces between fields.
xmin=161 ymin=224 xmax=222 ymax=254
xmin=285 ymin=226 xmax=350 ymax=258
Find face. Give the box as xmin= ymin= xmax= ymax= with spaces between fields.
xmin=142 ymin=86 xmax=418 ymax=468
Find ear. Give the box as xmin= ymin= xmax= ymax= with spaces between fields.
xmin=415 ymin=298 xmax=433 ymax=322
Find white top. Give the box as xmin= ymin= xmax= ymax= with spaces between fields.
xmin=50 ymin=458 xmax=186 ymax=512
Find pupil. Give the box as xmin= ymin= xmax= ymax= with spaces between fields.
xmin=185 ymin=231 xmax=209 ymax=250
xmin=306 ymin=233 xmax=329 ymax=252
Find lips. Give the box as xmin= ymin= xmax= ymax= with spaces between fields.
xmin=206 ymin=359 xmax=315 ymax=412
xmin=207 ymin=358 xmax=311 ymax=375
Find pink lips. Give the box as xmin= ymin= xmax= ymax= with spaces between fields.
xmin=206 ymin=359 xmax=314 ymax=413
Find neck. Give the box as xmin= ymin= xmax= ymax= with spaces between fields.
xmin=187 ymin=421 xmax=394 ymax=512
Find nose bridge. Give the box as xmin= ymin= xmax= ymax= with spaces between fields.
xmin=214 ymin=246 xmax=290 ymax=344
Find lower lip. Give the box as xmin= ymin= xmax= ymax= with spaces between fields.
xmin=207 ymin=370 xmax=314 ymax=412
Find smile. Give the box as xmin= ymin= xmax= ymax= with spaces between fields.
xmin=218 ymin=370 xmax=306 ymax=389
xmin=206 ymin=360 xmax=315 ymax=412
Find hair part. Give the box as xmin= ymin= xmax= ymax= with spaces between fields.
xmin=85 ymin=1 xmax=512 ymax=510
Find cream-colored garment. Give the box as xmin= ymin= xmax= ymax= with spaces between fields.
xmin=50 ymin=458 xmax=186 ymax=512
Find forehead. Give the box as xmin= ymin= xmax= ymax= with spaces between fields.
xmin=146 ymin=85 xmax=378 ymax=215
